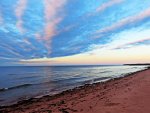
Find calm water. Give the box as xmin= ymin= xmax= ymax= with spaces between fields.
xmin=0 ymin=65 xmax=147 ymax=106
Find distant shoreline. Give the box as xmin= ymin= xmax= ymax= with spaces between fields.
xmin=124 ymin=63 xmax=150 ymax=66
xmin=0 ymin=67 xmax=150 ymax=113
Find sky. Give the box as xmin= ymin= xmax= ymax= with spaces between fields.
xmin=0 ymin=0 xmax=150 ymax=66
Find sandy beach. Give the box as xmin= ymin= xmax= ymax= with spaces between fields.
xmin=0 ymin=67 xmax=150 ymax=113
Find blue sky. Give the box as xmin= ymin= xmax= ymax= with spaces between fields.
xmin=0 ymin=0 xmax=150 ymax=66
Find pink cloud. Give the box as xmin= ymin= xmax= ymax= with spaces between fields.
xmin=15 ymin=0 xmax=28 ymax=33
xmin=44 ymin=17 xmax=62 ymax=41
xmin=114 ymin=38 xmax=150 ymax=49
xmin=40 ymin=0 xmax=67 ymax=55
xmin=96 ymin=0 xmax=123 ymax=13
xmin=95 ymin=8 xmax=150 ymax=37
xmin=86 ymin=0 xmax=123 ymax=18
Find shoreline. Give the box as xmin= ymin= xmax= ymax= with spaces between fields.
xmin=0 ymin=67 xmax=148 ymax=107
xmin=0 ymin=67 xmax=150 ymax=113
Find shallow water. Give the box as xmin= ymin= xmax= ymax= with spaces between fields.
xmin=0 ymin=65 xmax=147 ymax=106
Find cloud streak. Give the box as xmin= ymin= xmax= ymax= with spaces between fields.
xmin=95 ymin=7 xmax=150 ymax=38
xmin=114 ymin=38 xmax=150 ymax=49
xmin=15 ymin=0 xmax=28 ymax=32
xmin=85 ymin=0 xmax=123 ymax=18
xmin=20 ymin=38 xmax=37 ymax=52
xmin=96 ymin=0 xmax=123 ymax=13
xmin=0 ymin=44 xmax=23 ymax=58
xmin=38 ymin=0 xmax=67 ymax=55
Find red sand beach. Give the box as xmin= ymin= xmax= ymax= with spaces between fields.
xmin=0 ymin=68 xmax=150 ymax=113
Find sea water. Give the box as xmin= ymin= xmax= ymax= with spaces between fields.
xmin=0 ymin=65 xmax=147 ymax=106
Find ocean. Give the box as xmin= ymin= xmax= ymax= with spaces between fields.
xmin=0 ymin=65 xmax=147 ymax=106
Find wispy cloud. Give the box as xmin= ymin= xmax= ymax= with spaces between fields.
xmin=15 ymin=0 xmax=28 ymax=32
xmin=96 ymin=0 xmax=123 ymax=13
xmin=0 ymin=56 xmax=18 ymax=60
xmin=0 ymin=44 xmax=23 ymax=58
xmin=86 ymin=0 xmax=123 ymax=17
xmin=39 ymin=0 xmax=67 ymax=55
xmin=114 ymin=38 xmax=150 ymax=49
xmin=93 ymin=28 xmax=150 ymax=50
xmin=94 ymin=7 xmax=150 ymax=38
xmin=21 ymin=38 xmax=37 ymax=52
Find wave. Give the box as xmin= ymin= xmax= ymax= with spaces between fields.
xmin=83 ymin=77 xmax=112 ymax=84
xmin=0 ymin=76 xmax=112 ymax=93
xmin=99 ymin=71 xmax=112 ymax=73
xmin=93 ymin=77 xmax=111 ymax=82
xmin=0 ymin=84 xmax=32 ymax=92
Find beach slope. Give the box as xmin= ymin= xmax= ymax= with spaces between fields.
xmin=0 ymin=68 xmax=150 ymax=113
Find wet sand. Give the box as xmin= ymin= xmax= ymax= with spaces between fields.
xmin=0 ymin=67 xmax=150 ymax=113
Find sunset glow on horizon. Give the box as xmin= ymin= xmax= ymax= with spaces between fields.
xmin=0 ymin=0 xmax=150 ymax=66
